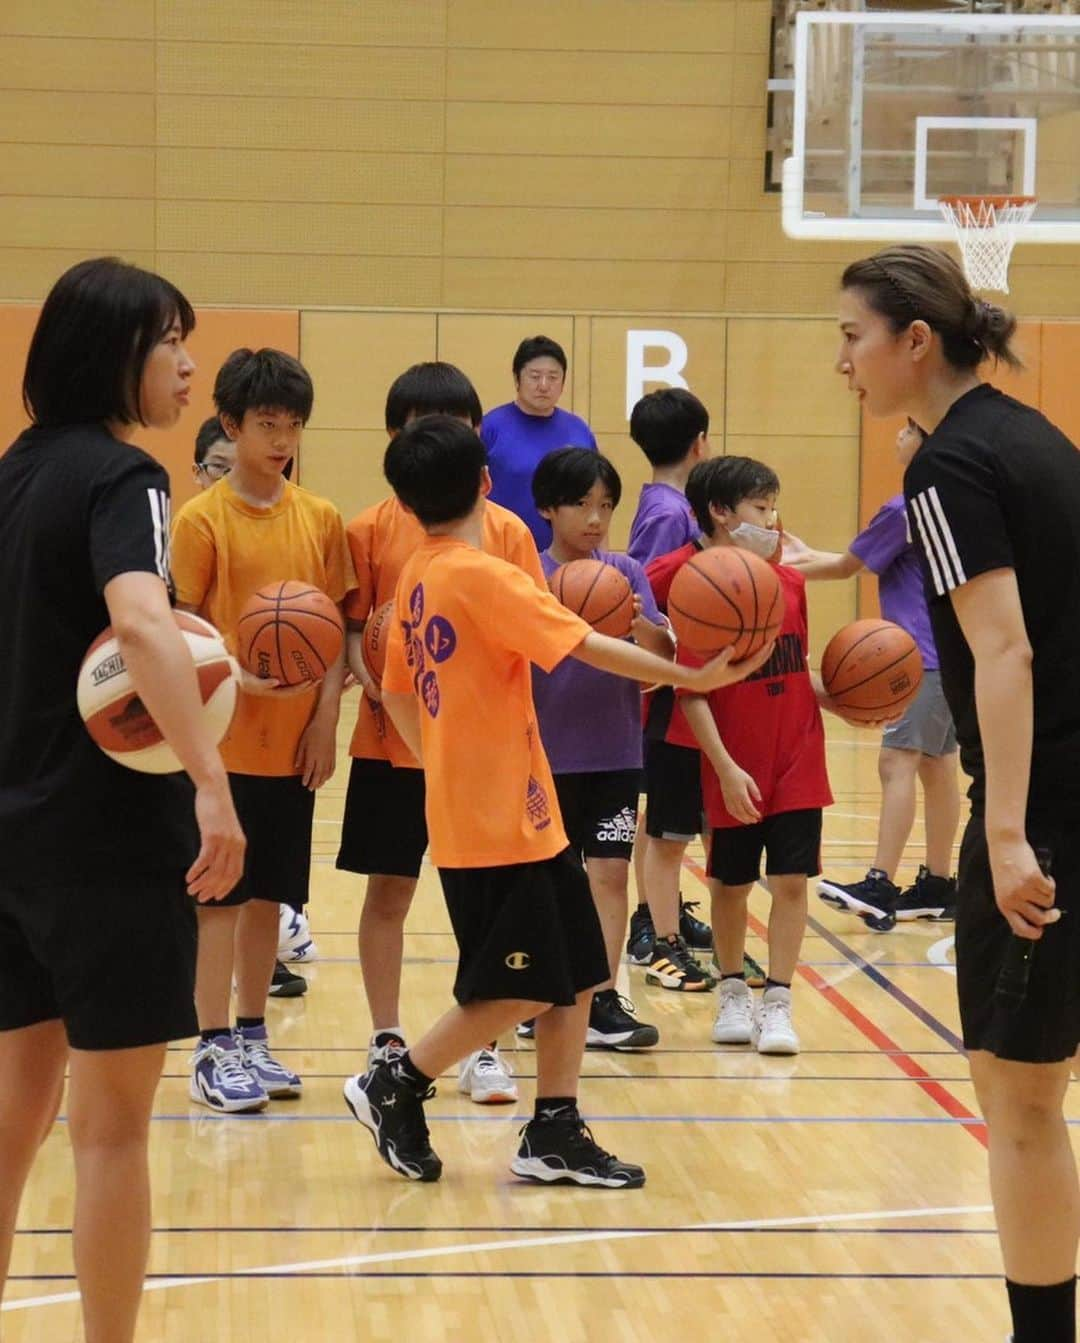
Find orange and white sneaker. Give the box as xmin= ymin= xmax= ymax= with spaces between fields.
xmin=458 ymin=1047 xmax=518 ymax=1105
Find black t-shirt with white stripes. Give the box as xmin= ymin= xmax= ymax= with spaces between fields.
xmin=0 ymin=424 xmax=197 ymax=882
xmin=904 ymin=382 xmax=1080 ymax=812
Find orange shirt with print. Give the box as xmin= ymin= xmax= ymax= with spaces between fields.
xmin=171 ymin=478 xmax=354 ymax=776
xmin=382 ymin=537 xmax=589 ymax=869
xmin=345 ymin=496 xmax=544 ymax=767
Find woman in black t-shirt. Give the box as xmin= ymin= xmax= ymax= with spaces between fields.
xmin=836 ymin=244 xmax=1079 ymax=1343
xmin=0 ymin=259 xmax=244 ymax=1341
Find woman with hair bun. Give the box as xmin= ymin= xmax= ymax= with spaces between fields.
xmin=837 ymin=244 xmax=1079 ymax=1343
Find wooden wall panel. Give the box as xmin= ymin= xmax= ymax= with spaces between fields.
xmin=0 ymin=1 xmax=153 ymax=39
xmin=0 ymin=146 xmax=154 ymax=199
xmin=302 ymin=313 xmax=438 ymax=430
xmin=0 ymin=90 xmax=153 ymax=144
xmin=446 ymin=103 xmax=732 ymax=159
xmin=446 ymin=0 xmax=736 ymax=51
xmin=444 ymin=208 xmax=728 ymax=262
xmin=588 ymin=317 xmax=727 ymax=436
xmin=156 ymin=150 xmax=444 ymax=206
xmin=442 ymin=260 xmax=727 ymax=312
xmin=155 ymin=0 xmax=446 ymax=47
xmin=0 ymin=36 xmax=153 ymax=90
xmin=300 ymin=429 xmax=390 ymax=526
xmin=444 ymin=155 xmax=729 ymax=211
xmin=726 ymin=320 xmax=858 ymax=438
xmin=445 ymin=50 xmax=735 ymax=105
xmin=156 ymin=96 xmax=445 ymax=153
xmin=1038 ymin=322 xmax=1080 ymax=447
xmin=593 ymin=432 xmax=653 ymax=554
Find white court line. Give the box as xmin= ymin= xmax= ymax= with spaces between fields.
xmin=2 ymin=1201 xmax=993 ymax=1313
xmin=928 ymin=935 xmax=958 ymax=978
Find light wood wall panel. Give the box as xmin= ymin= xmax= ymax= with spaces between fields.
xmin=0 ymin=90 xmax=153 ymax=144
xmin=446 ymin=103 xmax=732 ymax=159
xmin=156 ymin=150 xmax=444 ymax=206
xmin=445 ymin=50 xmax=735 ymax=105
xmin=445 ymin=208 xmax=728 ymax=262
xmin=442 ymin=260 xmax=727 ymax=312
xmin=157 ymin=254 xmax=443 ymax=308
xmin=588 ymin=317 xmax=727 ymax=436
xmin=300 ymin=429 xmax=391 ymax=527
xmin=0 ymin=36 xmax=153 ymax=90
xmin=0 ymin=147 xmax=154 ymax=199
xmin=726 ymin=320 xmax=858 ymax=438
xmin=594 ymin=432 xmax=654 ymax=554
xmin=156 ymin=96 xmax=445 ymax=153
xmin=155 ymin=0 xmax=447 ymax=47
xmin=445 ymin=155 xmax=729 ymax=210
xmin=301 ymin=313 xmax=438 ymax=430
xmin=1 ymin=1 xmax=153 ymax=39
xmin=447 ymin=0 xmax=737 ymax=51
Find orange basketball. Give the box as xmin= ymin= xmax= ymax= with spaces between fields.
xmin=362 ymin=600 xmax=395 ymax=689
xmin=821 ymin=619 xmax=924 ymax=724
xmin=236 ymin=580 xmax=344 ymax=686
xmin=549 ymin=558 xmax=633 ymax=637
xmin=668 ymin=547 xmax=784 ymax=660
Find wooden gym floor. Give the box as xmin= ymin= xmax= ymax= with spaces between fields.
xmin=4 ymin=715 xmax=1076 ymax=1342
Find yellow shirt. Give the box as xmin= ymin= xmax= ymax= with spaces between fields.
xmin=171 ymin=478 xmax=354 ymax=776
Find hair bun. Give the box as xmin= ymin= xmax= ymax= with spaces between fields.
xmin=970 ymin=299 xmax=1018 ymax=358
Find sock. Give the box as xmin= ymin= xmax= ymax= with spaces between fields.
xmin=1006 ymin=1277 xmax=1076 ymax=1343
xmin=200 ymin=1026 xmax=232 ymax=1043
xmin=764 ymin=977 xmax=791 ymax=992
xmin=486 ymin=1040 xmax=498 ymax=1051
xmin=534 ymin=1096 xmax=578 ymax=1122
xmin=637 ymin=902 xmax=648 ymax=913
xmin=391 ymin=1050 xmax=434 ymax=1092
xmin=721 ymin=972 xmax=746 ymax=983
xmin=372 ymin=1025 xmax=404 ymax=1043
xmin=236 ymin=1016 xmax=264 ymax=1031
xmin=867 ymin=867 xmax=889 ymax=882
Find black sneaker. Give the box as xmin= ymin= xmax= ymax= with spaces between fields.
xmin=625 ymin=904 xmax=655 ymax=965
xmin=817 ymin=869 xmax=900 ymax=932
xmin=712 ymin=951 xmax=766 ymax=988
xmin=268 ymin=959 xmax=307 ymax=998
xmin=893 ymin=866 xmax=957 ymax=921
xmin=586 ymin=989 xmax=659 ymax=1050
xmin=511 ymin=1108 xmax=645 ymax=1189
xmin=645 ymin=933 xmax=715 ymax=991
xmin=343 ymin=1062 xmax=442 ymax=1182
xmin=679 ymin=897 xmax=712 ymax=951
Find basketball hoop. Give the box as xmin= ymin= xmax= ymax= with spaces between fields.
xmin=938 ymin=195 xmax=1037 ymax=294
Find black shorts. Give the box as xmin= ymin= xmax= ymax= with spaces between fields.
xmin=336 ymin=757 xmax=427 ymax=879
xmin=219 ymin=773 xmax=315 ymax=909
xmin=707 ymin=808 xmax=823 ymax=886
xmin=555 ymin=770 xmax=640 ymax=863
xmin=0 ymin=872 xmax=197 ymax=1050
xmin=438 ymin=848 xmax=609 ymax=1007
xmin=644 ymin=740 xmax=703 ymax=842
xmin=956 ymin=812 xmax=1080 ymax=1064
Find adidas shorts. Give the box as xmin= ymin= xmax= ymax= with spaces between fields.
xmin=708 ymin=808 xmax=823 ymax=887
xmin=956 ymin=811 xmax=1080 ymax=1064
xmin=217 ymin=773 xmax=315 ymax=908
xmin=0 ymin=872 xmax=197 ymax=1050
xmin=439 ymin=848 xmax=609 ymax=1007
xmin=644 ymin=740 xmax=704 ymax=842
xmin=336 ymin=757 xmax=427 ymax=879
xmin=554 ymin=769 xmax=640 ymax=862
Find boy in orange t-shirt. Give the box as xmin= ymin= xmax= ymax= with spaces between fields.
xmin=342 ymin=415 xmax=774 ymax=1187
xmin=338 ymin=363 xmax=543 ymax=1106
xmin=172 ymin=349 xmax=353 ymax=1113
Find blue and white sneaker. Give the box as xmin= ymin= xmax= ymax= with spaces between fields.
xmin=278 ymin=905 xmax=317 ymax=962
xmin=190 ymin=1034 xmax=268 ymax=1113
xmin=235 ymin=1024 xmax=302 ymax=1098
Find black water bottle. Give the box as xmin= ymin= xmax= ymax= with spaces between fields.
xmin=994 ymin=846 xmax=1053 ymax=1010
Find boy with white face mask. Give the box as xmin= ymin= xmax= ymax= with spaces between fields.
xmin=677 ymin=457 xmax=834 ymax=1054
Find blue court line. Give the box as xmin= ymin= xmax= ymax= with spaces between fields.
xmin=298 ymin=956 xmax=953 ymax=969
xmin=109 ymin=1113 xmax=1041 ymax=1125
xmin=164 ymin=1045 xmax=960 ymax=1056
xmin=159 ymin=1072 xmax=974 ymax=1084
xmin=806 ymin=913 xmax=965 ymax=1054
xmin=5 ymin=1270 xmax=1003 ymax=1281
xmin=15 ymin=1225 xmax=997 ymax=1236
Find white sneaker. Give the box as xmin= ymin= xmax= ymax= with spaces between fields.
xmin=711 ymin=977 xmax=754 ymax=1045
xmin=458 ymin=1047 xmax=518 ymax=1105
xmin=752 ymin=986 xmax=800 ymax=1055
xmin=190 ymin=1035 xmax=268 ymax=1113
xmin=278 ymin=905 xmax=317 ymax=962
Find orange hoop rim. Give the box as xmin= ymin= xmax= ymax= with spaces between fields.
xmin=938 ymin=194 xmax=1037 ymax=210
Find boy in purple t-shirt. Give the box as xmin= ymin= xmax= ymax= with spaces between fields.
xmin=788 ymin=420 xmax=959 ymax=928
xmin=528 ymin=448 xmax=673 ymax=1049
xmin=626 ymin=388 xmax=710 ymax=566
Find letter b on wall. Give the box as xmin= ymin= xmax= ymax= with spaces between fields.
xmin=625 ymin=330 xmax=689 ymax=420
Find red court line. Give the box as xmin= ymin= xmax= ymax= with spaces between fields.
xmin=683 ymin=858 xmax=988 ymax=1149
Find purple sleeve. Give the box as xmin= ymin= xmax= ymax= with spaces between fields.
xmin=618 ymin=555 xmax=662 ymax=624
xmin=627 ymin=507 xmax=696 ymax=566
xmin=849 ymin=497 xmax=909 ymax=576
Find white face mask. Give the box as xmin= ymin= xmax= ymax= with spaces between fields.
xmin=728 ymin=521 xmax=780 ymax=560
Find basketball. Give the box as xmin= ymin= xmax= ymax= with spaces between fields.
xmin=667 ymin=546 xmax=785 ymax=660
xmin=77 ymin=611 xmax=238 ymax=774
xmin=821 ymin=619 xmax=924 ymax=724
xmin=236 ymin=580 xmax=345 ymax=686
xmin=362 ymin=600 xmax=395 ymax=689
xmin=549 ymin=558 xmax=633 ymax=637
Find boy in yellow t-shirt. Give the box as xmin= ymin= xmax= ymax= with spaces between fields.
xmin=342 ymin=415 xmax=773 ymax=1187
xmin=338 ymin=362 xmax=542 ymax=1105
xmin=172 ymin=348 xmax=353 ymax=1113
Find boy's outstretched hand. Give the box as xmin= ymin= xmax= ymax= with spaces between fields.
xmin=686 ymin=640 xmax=776 ymax=693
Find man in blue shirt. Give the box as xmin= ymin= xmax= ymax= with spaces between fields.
xmin=481 ymin=335 xmax=597 ymax=548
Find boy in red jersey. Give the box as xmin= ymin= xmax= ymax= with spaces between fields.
xmin=678 ymin=457 xmax=833 ymax=1055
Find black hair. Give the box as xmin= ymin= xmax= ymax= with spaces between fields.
xmin=194 ymin=415 xmax=228 ymax=465
xmin=384 ymin=414 xmax=488 ymax=528
xmin=384 ymin=361 xmax=483 ymax=432
xmin=22 ymin=256 xmax=194 ymax=428
xmin=512 ymin=335 xmax=567 ymax=378
xmin=686 ymin=456 xmax=780 ymax=536
xmin=841 ymin=245 xmax=1021 ymax=372
xmin=213 ymin=347 xmax=314 ymax=425
xmin=531 ymin=447 xmax=622 ymax=512
xmin=629 ymin=388 xmax=709 ymax=467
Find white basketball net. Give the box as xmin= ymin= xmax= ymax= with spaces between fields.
xmin=938 ymin=195 xmax=1037 ymax=294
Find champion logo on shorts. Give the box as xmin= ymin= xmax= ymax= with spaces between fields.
xmin=597 ymin=806 xmax=637 ymax=845
xmin=505 ymin=951 xmax=531 ymax=970
xmin=525 ymin=776 xmax=552 ymax=831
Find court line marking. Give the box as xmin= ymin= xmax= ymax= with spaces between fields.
xmin=928 ymin=935 xmax=958 ymax=977
xmin=1 ymin=1201 xmax=994 ymax=1313
xmin=682 ymin=859 xmax=987 ymax=1147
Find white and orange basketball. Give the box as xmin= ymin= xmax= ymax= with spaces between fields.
xmin=77 ymin=611 xmax=239 ymax=774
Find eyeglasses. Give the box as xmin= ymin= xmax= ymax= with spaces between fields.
xmin=520 ymin=371 xmax=563 ymax=386
xmin=196 ymin=461 xmax=232 ymax=480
